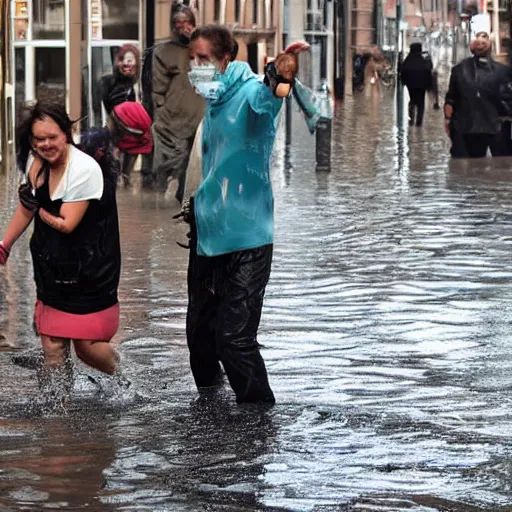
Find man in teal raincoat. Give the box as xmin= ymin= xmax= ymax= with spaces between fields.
xmin=184 ymin=25 xmax=309 ymax=404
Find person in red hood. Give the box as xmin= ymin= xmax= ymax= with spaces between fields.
xmin=107 ymin=102 xmax=153 ymax=184
xmin=98 ymin=45 xmax=141 ymax=186
xmin=110 ymin=102 xmax=153 ymax=156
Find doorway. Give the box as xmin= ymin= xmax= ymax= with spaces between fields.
xmin=247 ymin=42 xmax=258 ymax=73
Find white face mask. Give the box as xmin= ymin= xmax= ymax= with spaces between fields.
xmin=188 ymin=62 xmax=225 ymax=101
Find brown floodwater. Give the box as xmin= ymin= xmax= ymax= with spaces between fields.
xmin=2 ymin=58 xmax=512 ymax=511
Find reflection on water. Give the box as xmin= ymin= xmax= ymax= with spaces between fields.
xmin=2 ymin=87 xmax=512 ymax=511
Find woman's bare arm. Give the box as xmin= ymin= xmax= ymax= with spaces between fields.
xmin=1 ymin=204 xmax=36 ymax=250
xmin=39 ymin=201 xmax=90 ymax=234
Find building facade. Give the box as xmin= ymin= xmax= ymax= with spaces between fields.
xmin=0 ymin=0 xmax=283 ymax=170
xmin=282 ymin=0 xmax=335 ymax=92
xmin=1 ymin=0 xmax=146 ymax=161
xmin=155 ymin=0 xmax=282 ymax=73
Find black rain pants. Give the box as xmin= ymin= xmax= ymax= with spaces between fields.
xmin=186 ymin=232 xmax=275 ymax=404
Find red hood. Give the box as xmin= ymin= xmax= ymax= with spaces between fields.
xmin=112 ymin=102 xmax=153 ymax=155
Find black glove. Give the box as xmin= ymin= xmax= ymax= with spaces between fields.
xmin=173 ymin=196 xmax=195 ymax=225
xmin=264 ymin=61 xmax=294 ymax=98
xmin=18 ymin=183 xmax=39 ymax=212
xmin=173 ymin=197 xmax=195 ymax=249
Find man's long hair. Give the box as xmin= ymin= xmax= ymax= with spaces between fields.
xmin=170 ymin=1 xmax=196 ymax=34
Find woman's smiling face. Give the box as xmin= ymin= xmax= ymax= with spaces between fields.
xmin=31 ymin=116 xmax=68 ymax=165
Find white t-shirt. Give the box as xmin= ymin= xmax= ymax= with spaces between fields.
xmin=27 ymin=146 xmax=104 ymax=202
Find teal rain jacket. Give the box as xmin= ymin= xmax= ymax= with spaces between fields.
xmin=194 ymin=61 xmax=283 ymax=257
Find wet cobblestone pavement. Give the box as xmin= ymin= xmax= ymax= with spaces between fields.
xmin=2 ymin=73 xmax=512 ymax=511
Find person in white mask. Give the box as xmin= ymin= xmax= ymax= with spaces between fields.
xmin=179 ymin=25 xmax=308 ymax=404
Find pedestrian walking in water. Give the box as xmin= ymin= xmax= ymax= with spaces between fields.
xmin=421 ymin=49 xmax=440 ymax=110
xmin=363 ymin=46 xmax=389 ymax=95
xmin=143 ymin=1 xmax=204 ymax=201
xmin=97 ymin=44 xmax=140 ymax=186
xmin=400 ymin=42 xmax=433 ymax=126
xmin=444 ymin=32 xmax=511 ymax=158
xmin=0 ymin=102 xmax=125 ymax=395
xmin=180 ymin=25 xmax=308 ymax=404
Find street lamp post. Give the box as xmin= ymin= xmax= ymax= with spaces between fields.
xmin=396 ymin=0 xmax=405 ymax=128
xmin=0 ymin=0 xmax=9 ymax=175
xmin=492 ymin=0 xmax=500 ymax=55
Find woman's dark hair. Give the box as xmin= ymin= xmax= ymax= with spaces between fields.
xmin=16 ymin=101 xmax=116 ymax=181
xmin=190 ymin=25 xmax=236 ymax=61
xmin=16 ymin=101 xmax=74 ymax=173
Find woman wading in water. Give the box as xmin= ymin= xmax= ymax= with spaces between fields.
xmin=0 ymin=102 xmax=126 ymax=397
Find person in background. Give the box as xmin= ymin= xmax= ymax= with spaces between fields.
xmin=0 ymin=101 xmax=125 ymax=398
xmin=109 ymin=101 xmax=153 ymax=165
xmin=353 ymin=49 xmax=369 ymax=92
xmin=497 ymin=37 xmax=512 ymax=156
xmin=97 ymin=44 xmax=140 ymax=186
xmin=149 ymin=1 xmax=204 ymax=201
xmin=182 ymin=25 xmax=308 ymax=404
xmin=363 ymin=46 xmax=388 ymax=93
xmin=444 ymin=32 xmax=511 ymax=158
xmin=421 ymin=49 xmax=440 ymax=110
xmin=400 ymin=42 xmax=433 ymax=126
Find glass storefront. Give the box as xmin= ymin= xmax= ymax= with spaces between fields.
xmin=13 ymin=48 xmax=25 ymax=121
xmin=32 ymin=0 xmax=65 ymax=39
xmin=10 ymin=0 xmax=142 ymax=132
xmin=35 ymin=47 xmax=65 ymax=104
xmin=11 ymin=0 xmax=67 ymax=124
xmin=101 ymin=0 xmax=139 ymax=40
xmin=85 ymin=0 xmax=142 ymax=128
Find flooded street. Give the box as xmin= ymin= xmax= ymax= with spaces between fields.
xmin=3 ymin=85 xmax=512 ymax=511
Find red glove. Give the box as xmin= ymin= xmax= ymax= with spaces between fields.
xmin=274 ymin=41 xmax=311 ymax=81
xmin=283 ymin=41 xmax=311 ymax=55
xmin=0 ymin=242 xmax=10 ymax=265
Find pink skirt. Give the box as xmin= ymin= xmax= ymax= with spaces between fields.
xmin=34 ymin=300 xmax=120 ymax=341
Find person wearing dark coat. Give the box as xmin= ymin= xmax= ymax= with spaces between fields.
xmin=149 ymin=2 xmax=204 ymax=201
xmin=400 ymin=42 xmax=433 ymax=126
xmin=97 ymin=44 xmax=140 ymax=185
xmin=98 ymin=44 xmax=139 ymax=116
xmin=444 ymin=32 xmax=511 ymax=158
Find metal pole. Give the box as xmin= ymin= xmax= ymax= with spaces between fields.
xmin=0 ymin=0 xmax=8 ymax=175
xmin=146 ymin=0 xmax=155 ymax=49
xmin=492 ymin=0 xmax=500 ymax=55
xmin=344 ymin=0 xmax=353 ymax=97
xmin=396 ymin=0 xmax=404 ymax=129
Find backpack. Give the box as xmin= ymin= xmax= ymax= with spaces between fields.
xmin=140 ymin=45 xmax=155 ymax=119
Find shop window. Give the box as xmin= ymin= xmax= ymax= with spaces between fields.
xmin=235 ymin=0 xmax=241 ymax=22
xmin=214 ymin=0 xmax=221 ymax=21
xmin=33 ymin=0 xmax=65 ymax=40
xmin=91 ymin=46 xmax=122 ymax=126
xmin=253 ymin=0 xmax=258 ymax=24
xmin=14 ymin=1 xmax=29 ymax=40
xmin=14 ymin=48 xmax=26 ymax=120
xmin=101 ymin=0 xmax=139 ymax=40
xmin=35 ymin=47 xmax=65 ymax=105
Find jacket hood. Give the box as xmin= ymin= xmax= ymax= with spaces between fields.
xmin=169 ymin=37 xmax=190 ymax=49
xmin=211 ymin=61 xmax=258 ymax=107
